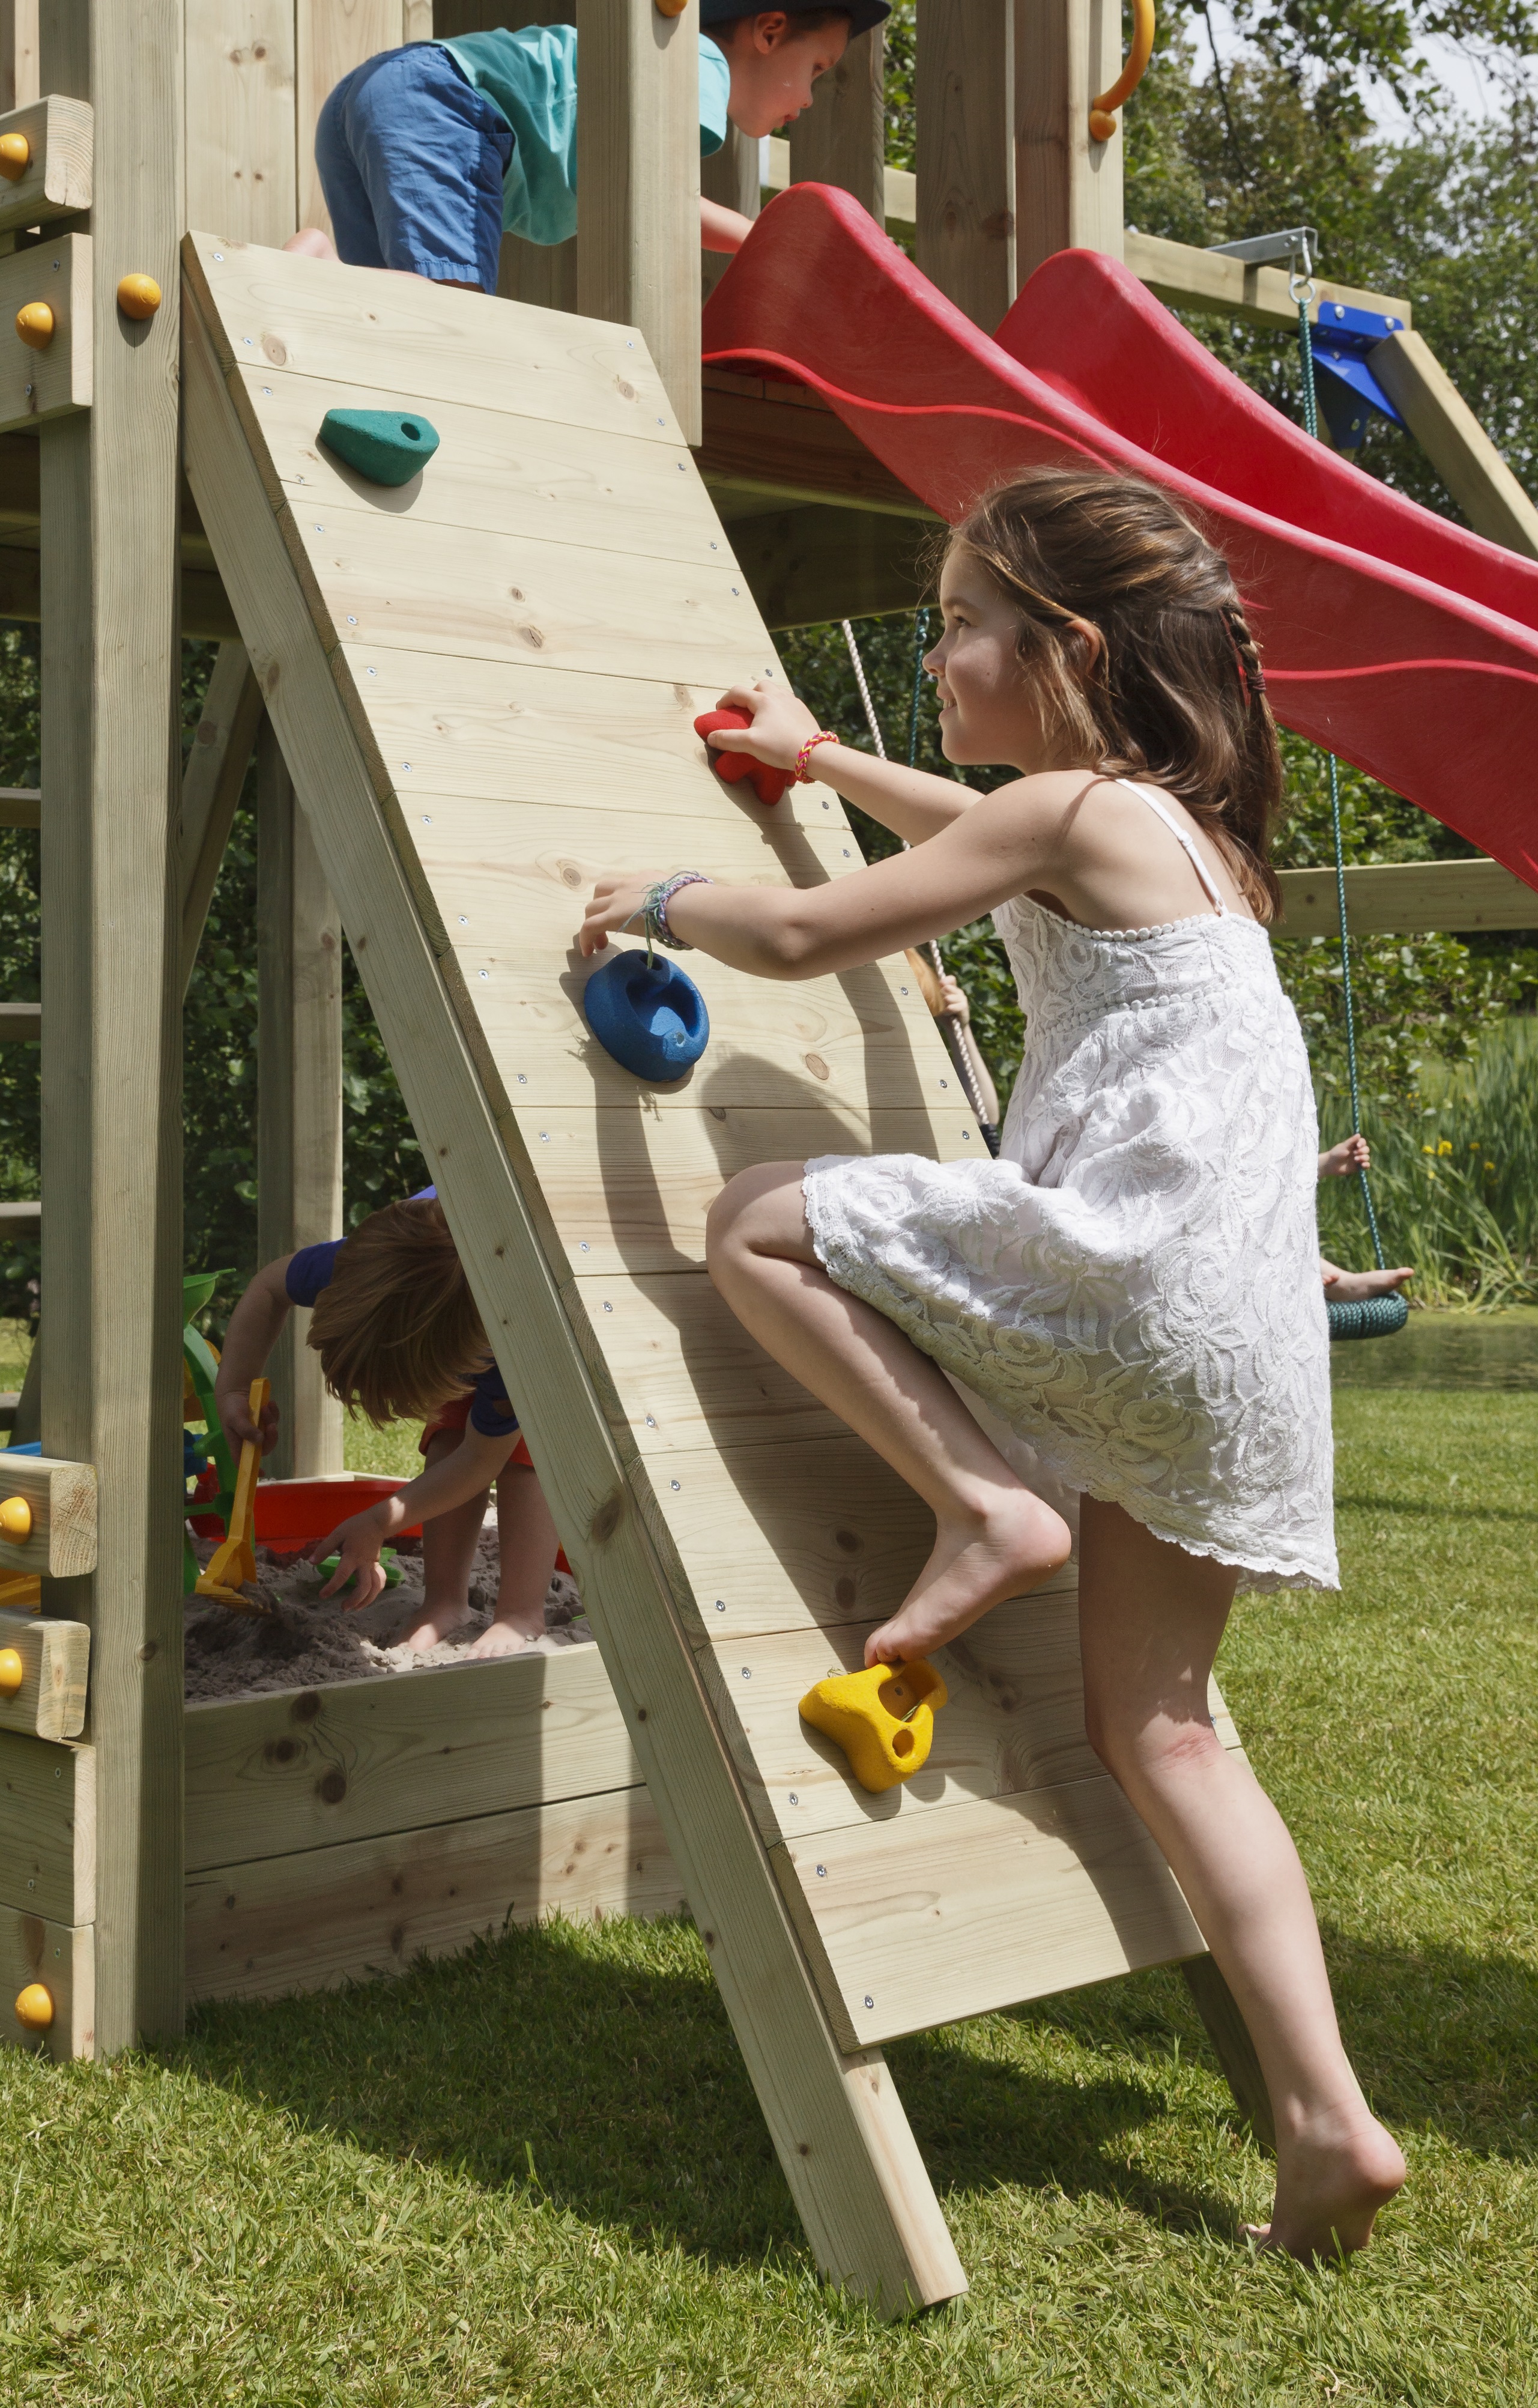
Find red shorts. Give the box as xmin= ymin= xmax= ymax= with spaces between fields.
xmin=419 ymin=1394 xmax=532 ymax=1466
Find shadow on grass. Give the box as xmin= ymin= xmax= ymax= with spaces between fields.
xmin=166 ymin=1907 xmax=1537 ymax=2270
xmin=1333 ymin=1493 xmax=1538 ymax=1525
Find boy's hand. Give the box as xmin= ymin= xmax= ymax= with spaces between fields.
xmin=700 ymin=197 xmax=753 ymax=253
xmin=216 ymin=1383 xmax=280 ymax=1463
xmin=307 ymin=1507 xmax=390 ymax=1611
xmin=707 ymin=680 xmax=821 ymax=771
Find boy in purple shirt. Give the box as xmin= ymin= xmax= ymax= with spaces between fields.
xmin=214 ymin=1189 xmax=559 ymax=1657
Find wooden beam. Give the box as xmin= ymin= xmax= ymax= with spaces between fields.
xmin=1274 ymin=857 xmax=1538 ymax=939
xmin=38 ymin=0 xmax=185 ymax=2054
xmin=1181 ymin=1955 xmax=1276 ymax=2152
xmin=1124 ymin=228 xmax=1411 ymax=332
xmin=0 ymin=94 xmax=91 ymax=236
xmin=255 ymin=718 xmax=344 ymax=1477
xmin=763 ymin=133 xmax=915 ymax=232
xmin=0 ymin=999 xmax=38 ymax=1038
xmin=0 ymin=233 xmax=91 ymax=435
xmin=698 ymin=371 xmax=930 ymax=516
xmin=788 ymin=20 xmax=885 ymax=224
xmin=0 ymin=784 xmax=40 ymax=827
xmin=1014 ymin=0 xmax=1125 ymax=287
xmin=728 ymin=501 xmax=931 ymax=628
xmin=0 ymin=541 xmax=236 ymax=637
xmin=178 ymin=638 xmax=262 ymax=999
xmin=1369 ymin=330 xmax=1538 ymax=560
xmin=1 ymin=1907 xmax=92 ymax=2060
xmin=0 ymin=1 xmax=40 ymax=115
xmin=917 ymin=0 xmax=1015 ymax=329
xmin=576 ymin=0 xmax=701 ymax=445
xmin=0 ymin=1448 xmax=95 ymax=1576
xmin=0 ymin=1604 xmax=88 ymax=1741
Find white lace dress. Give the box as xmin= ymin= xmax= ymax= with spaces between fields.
xmin=803 ymin=783 xmax=1337 ymax=1591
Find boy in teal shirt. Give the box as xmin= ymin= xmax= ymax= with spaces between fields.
xmin=289 ymin=4 xmax=888 ymax=294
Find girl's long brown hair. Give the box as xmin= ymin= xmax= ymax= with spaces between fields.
xmin=949 ymin=469 xmax=1283 ymax=918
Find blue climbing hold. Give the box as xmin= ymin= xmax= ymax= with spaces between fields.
xmin=318 ymin=407 xmax=440 ymax=487
xmin=583 ymin=951 xmax=709 ymax=1083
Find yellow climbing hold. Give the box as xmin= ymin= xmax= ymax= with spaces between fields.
xmin=117 ymin=273 xmax=162 ymax=321
xmin=0 ymin=132 xmax=31 ymax=181
xmin=15 ymin=302 xmax=53 ymax=350
xmin=0 ymin=1494 xmax=32 ymax=1540
xmin=0 ymin=1646 xmax=22 ymax=1698
xmin=14 ymin=1983 xmax=53 ymax=2030
xmin=799 ymin=1657 xmax=948 ymax=1794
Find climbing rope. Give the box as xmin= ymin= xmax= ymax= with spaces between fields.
xmin=1294 ymin=265 xmax=1408 ymax=1342
xmin=839 ymin=618 xmax=1002 ymax=1153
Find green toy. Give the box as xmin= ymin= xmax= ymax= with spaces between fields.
xmin=318 ymin=407 xmax=440 ymax=487
xmin=182 ymin=1270 xmax=238 ymax=1591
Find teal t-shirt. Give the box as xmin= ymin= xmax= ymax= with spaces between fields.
xmin=437 ymin=25 xmax=729 ymax=247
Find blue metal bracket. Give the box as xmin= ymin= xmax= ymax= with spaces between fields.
xmin=1309 ymin=300 xmax=1408 ymax=451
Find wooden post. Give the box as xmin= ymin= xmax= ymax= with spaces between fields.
xmin=256 ymin=718 xmax=344 ymax=1479
xmin=576 ymin=0 xmax=701 ymax=444
xmin=1014 ymin=0 xmax=1125 ymax=288
xmin=38 ymin=0 xmax=185 ymax=2052
xmin=916 ymin=0 xmax=1015 ymax=329
xmin=788 ymin=21 xmax=885 ymax=225
xmin=178 ymin=638 xmax=264 ymax=999
xmin=185 ymin=0 xmax=300 ymax=245
xmin=1370 ymin=330 xmax=1538 ymax=561
xmin=0 ymin=0 xmax=38 ymax=112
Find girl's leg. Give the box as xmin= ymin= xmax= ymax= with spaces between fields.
xmin=1076 ymin=1496 xmax=1405 ymax=2258
xmin=707 ymin=1163 xmax=1073 ymax=1664
xmin=397 ymin=1427 xmax=488 ymax=1651
xmin=465 ymin=1463 xmax=561 ymax=1660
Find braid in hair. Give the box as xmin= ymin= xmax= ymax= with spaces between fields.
xmin=1221 ymin=604 xmax=1267 ymax=705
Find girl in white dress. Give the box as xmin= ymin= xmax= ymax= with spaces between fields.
xmin=581 ymin=467 xmax=1405 ymax=2261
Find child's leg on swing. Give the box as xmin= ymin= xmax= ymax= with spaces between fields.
xmin=465 ymin=1460 xmax=560 ymax=1660
xmin=398 ymin=1425 xmax=488 ymax=1652
xmin=707 ymin=1163 xmax=1073 ymax=1666
xmin=1077 ymin=1498 xmax=1405 ymax=2258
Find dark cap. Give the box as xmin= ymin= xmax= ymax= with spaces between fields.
xmin=700 ymin=1 xmax=892 ymax=37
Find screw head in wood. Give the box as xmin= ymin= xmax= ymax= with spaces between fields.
xmin=15 ymin=302 xmax=54 ymax=351
xmin=0 ymin=1646 xmax=23 ymax=1698
xmin=14 ymin=1982 xmax=53 ymax=2030
xmin=117 ymin=273 xmax=163 ymax=320
xmin=0 ymin=132 xmax=31 ymax=181
xmin=0 ymin=1495 xmax=31 ymax=1539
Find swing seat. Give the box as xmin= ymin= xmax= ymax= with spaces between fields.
xmin=1327 ymin=1293 xmax=1409 ymax=1342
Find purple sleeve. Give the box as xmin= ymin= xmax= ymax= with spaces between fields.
xmin=285 ymin=1238 xmax=345 ymax=1307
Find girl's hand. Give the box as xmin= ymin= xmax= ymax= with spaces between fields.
xmin=1320 ymin=1257 xmax=1412 ymax=1300
xmin=307 ymin=1507 xmax=389 ymax=1610
xmin=578 ymin=873 xmax=655 ymax=959
xmin=937 ymin=972 xmax=971 ymax=1028
xmin=216 ymin=1383 xmax=280 ymax=1464
xmin=707 ymin=681 xmax=821 ymax=771
xmin=1318 ymin=1133 xmax=1370 ymax=1179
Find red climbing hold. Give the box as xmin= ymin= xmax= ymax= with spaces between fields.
xmin=694 ymin=707 xmax=793 ymax=807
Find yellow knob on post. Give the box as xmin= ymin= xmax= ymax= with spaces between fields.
xmin=14 ymin=1983 xmax=53 ymax=2030
xmin=117 ymin=273 xmax=162 ymax=321
xmin=0 ymin=132 xmax=30 ymax=180
xmin=0 ymin=1494 xmax=32 ymax=1540
xmin=0 ymin=1646 xmax=23 ymax=1698
xmin=16 ymin=302 xmax=54 ymax=351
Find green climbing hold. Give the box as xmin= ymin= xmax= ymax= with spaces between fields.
xmin=318 ymin=407 xmax=440 ymax=487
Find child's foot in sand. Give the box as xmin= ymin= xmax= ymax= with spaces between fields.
xmin=397 ymin=1598 xmax=476 ymax=1652
xmin=864 ymin=1493 xmax=1072 ymax=1666
xmin=1247 ymin=2105 xmax=1406 ymax=2261
xmin=465 ymin=1617 xmax=554 ymax=1660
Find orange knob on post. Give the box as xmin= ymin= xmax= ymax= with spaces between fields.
xmin=14 ymin=1983 xmax=53 ymax=2030
xmin=16 ymin=302 xmax=53 ymax=351
xmin=117 ymin=273 xmax=162 ymax=321
xmin=654 ymin=0 xmax=689 ymax=14
xmin=0 ymin=1494 xmax=32 ymax=1540
xmin=0 ymin=1646 xmax=23 ymax=1698
xmin=0 ymin=132 xmax=30 ymax=181
xmin=1090 ymin=0 xmax=1156 ymax=141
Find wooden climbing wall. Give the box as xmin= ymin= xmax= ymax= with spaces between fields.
xmin=180 ymin=234 xmax=1233 ymax=2305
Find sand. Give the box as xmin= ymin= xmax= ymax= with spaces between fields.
xmin=182 ymin=1521 xmax=592 ymax=1702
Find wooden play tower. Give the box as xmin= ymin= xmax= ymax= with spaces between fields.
xmin=1 ymin=0 xmax=1534 ymax=2316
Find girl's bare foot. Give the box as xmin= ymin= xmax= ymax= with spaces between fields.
xmin=1321 ymin=1260 xmax=1412 ymax=1302
xmin=1247 ymin=2105 xmax=1406 ymax=2261
xmin=283 ymin=226 xmax=338 ymax=261
xmin=466 ymin=1617 xmax=554 ymax=1660
xmin=398 ymin=1598 xmax=474 ymax=1652
xmin=864 ymin=1491 xmax=1071 ymax=1666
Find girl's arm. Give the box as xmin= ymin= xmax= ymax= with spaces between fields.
xmin=708 ymin=679 xmax=980 ymax=844
xmin=308 ymin=1423 xmax=521 ymax=1610
xmin=581 ymin=773 xmax=1055 ymax=979
xmin=211 ymin=1255 xmax=295 ymax=1460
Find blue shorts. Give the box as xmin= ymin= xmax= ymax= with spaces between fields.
xmin=314 ymin=43 xmax=512 ymax=294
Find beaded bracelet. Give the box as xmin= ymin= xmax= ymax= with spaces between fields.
xmin=794 ymin=730 xmax=840 ymax=784
xmin=642 ymin=872 xmax=713 ymax=953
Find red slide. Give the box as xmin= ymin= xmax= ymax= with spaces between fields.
xmin=703 ymin=185 xmax=1538 ymax=891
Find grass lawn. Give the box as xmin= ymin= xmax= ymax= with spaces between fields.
xmin=2 ymin=1382 xmax=1536 ymax=2402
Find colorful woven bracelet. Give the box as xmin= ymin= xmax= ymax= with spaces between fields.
xmin=646 ymin=872 xmax=712 ymax=951
xmin=794 ymin=730 xmax=840 ymax=784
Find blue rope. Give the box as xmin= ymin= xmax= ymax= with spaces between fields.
xmin=908 ymin=607 xmax=928 ymax=770
xmin=1297 ymin=300 xmax=1389 ymax=1274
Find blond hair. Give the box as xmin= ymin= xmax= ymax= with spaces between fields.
xmin=306 ymin=1195 xmax=488 ymax=1427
